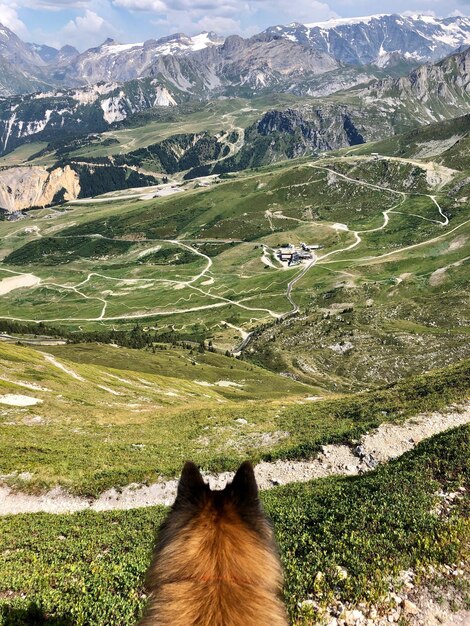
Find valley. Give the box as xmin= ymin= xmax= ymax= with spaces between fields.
xmin=1 ymin=140 xmax=468 ymax=389
xmin=0 ymin=10 xmax=469 ymax=626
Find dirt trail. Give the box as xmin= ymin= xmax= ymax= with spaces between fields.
xmin=1 ymin=404 xmax=468 ymax=516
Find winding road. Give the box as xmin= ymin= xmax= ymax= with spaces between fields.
xmin=0 ymin=157 xmax=455 ymax=349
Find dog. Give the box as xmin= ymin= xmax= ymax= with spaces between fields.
xmin=138 ymin=461 xmax=288 ymax=626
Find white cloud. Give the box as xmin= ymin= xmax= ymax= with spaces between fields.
xmin=113 ymin=0 xmax=337 ymax=36
xmin=61 ymin=9 xmax=115 ymax=47
xmin=254 ymin=0 xmax=338 ymax=23
xmin=193 ymin=15 xmax=241 ymax=33
xmin=64 ymin=9 xmax=105 ymax=34
xmin=0 ymin=4 xmax=29 ymax=37
xmin=22 ymin=0 xmax=90 ymax=8
xmin=113 ymin=0 xmax=165 ymax=10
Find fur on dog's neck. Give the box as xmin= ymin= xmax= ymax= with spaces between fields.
xmin=138 ymin=462 xmax=288 ymax=626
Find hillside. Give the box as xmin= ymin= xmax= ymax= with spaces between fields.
xmin=1 ymin=43 xmax=469 ymax=190
xmin=0 ymin=420 xmax=468 ymax=624
xmin=1 ymin=121 xmax=468 ymax=389
xmin=0 ymin=79 xmax=178 ymax=156
xmin=0 ymin=338 xmax=468 ymax=494
xmin=346 ymin=113 xmax=470 ymax=168
xmin=0 ymin=9 xmax=469 ymax=626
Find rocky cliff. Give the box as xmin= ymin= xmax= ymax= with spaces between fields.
xmin=0 ymin=162 xmax=157 ymax=212
xmin=359 ymin=46 xmax=470 ymax=131
xmin=0 ymin=165 xmax=80 ymax=212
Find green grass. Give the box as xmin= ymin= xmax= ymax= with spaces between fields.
xmin=0 ymin=425 xmax=467 ymax=625
xmin=1 ymin=340 xmax=468 ymax=495
xmin=1 ymin=150 xmax=468 ymax=391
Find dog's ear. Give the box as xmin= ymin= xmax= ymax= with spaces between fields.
xmin=231 ymin=461 xmax=259 ymax=508
xmin=175 ymin=461 xmax=207 ymax=507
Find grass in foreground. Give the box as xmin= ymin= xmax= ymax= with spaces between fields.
xmin=0 ymin=425 xmax=468 ymax=625
xmin=1 ymin=343 xmax=469 ymax=495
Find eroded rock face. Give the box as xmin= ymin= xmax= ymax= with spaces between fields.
xmin=0 ymin=165 xmax=80 ymax=212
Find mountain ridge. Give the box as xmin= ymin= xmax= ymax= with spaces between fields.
xmin=0 ymin=13 xmax=470 ymax=98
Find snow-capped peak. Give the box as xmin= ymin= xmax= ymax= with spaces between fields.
xmin=102 ymin=41 xmax=144 ymax=54
xmin=89 ymin=31 xmax=222 ymax=60
xmin=304 ymin=14 xmax=388 ymax=29
xmin=264 ymin=14 xmax=470 ymax=69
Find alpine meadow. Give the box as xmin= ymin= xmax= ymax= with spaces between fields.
xmin=0 ymin=8 xmax=469 ymax=626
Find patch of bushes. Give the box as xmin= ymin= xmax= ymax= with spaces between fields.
xmin=0 ymin=426 xmax=467 ymax=625
xmin=3 ymin=237 xmax=134 ymax=266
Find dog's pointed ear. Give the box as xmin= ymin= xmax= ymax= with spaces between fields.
xmin=175 ymin=461 xmax=207 ymax=507
xmin=231 ymin=461 xmax=259 ymax=508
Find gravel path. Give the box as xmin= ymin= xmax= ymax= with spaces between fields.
xmin=1 ymin=404 xmax=468 ymax=516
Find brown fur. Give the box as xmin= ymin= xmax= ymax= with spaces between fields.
xmin=138 ymin=461 xmax=288 ymax=626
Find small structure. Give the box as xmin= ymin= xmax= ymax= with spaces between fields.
xmin=300 ymin=242 xmax=322 ymax=251
xmin=278 ymin=250 xmax=298 ymax=263
xmin=5 ymin=210 xmax=25 ymax=222
xmin=277 ymin=250 xmax=300 ymax=266
xmin=277 ymin=242 xmax=321 ymax=266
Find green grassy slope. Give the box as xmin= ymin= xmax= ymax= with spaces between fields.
xmin=1 ymin=145 xmax=469 ymax=388
xmin=0 ymin=425 xmax=467 ymax=625
xmin=0 ymin=339 xmax=468 ymax=495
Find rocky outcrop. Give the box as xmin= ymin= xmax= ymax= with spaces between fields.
xmin=359 ymin=47 xmax=470 ymax=130
xmin=372 ymin=46 xmax=470 ymax=100
xmin=255 ymin=107 xmax=365 ymax=149
xmin=184 ymin=105 xmax=369 ymax=178
xmin=0 ymin=165 xmax=80 ymax=212
xmin=0 ymin=162 xmax=158 ymax=212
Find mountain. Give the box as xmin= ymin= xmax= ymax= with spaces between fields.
xmin=0 ymin=23 xmax=56 ymax=96
xmin=359 ymin=46 xmax=470 ymax=130
xmin=266 ymin=14 xmax=470 ymax=68
xmin=1 ymin=13 xmax=470 ymax=99
xmin=27 ymin=43 xmax=79 ymax=66
xmin=52 ymin=33 xmax=339 ymax=95
xmin=1 ymin=46 xmax=470 ymax=160
xmin=55 ymin=32 xmax=224 ymax=87
xmin=52 ymin=15 xmax=470 ymax=92
xmin=0 ymin=78 xmax=177 ymax=155
xmin=183 ymin=47 xmax=470 ymax=177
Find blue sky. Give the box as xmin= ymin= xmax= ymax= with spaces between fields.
xmin=2 ymin=0 xmax=469 ymax=50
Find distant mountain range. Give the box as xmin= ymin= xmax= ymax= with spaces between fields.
xmin=266 ymin=14 xmax=470 ymax=67
xmin=0 ymin=13 xmax=469 ymax=161
xmin=0 ymin=14 xmax=469 ymax=98
xmin=1 ymin=45 xmax=469 ymax=160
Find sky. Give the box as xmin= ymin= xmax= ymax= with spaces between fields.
xmin=2 ymin=0 xmax=470 ymax=51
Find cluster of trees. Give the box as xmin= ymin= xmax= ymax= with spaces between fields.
xmin=0 ymin=320 xmax=220 ymax=354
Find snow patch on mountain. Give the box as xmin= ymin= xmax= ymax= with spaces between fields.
xmin=101 ymin=93 xmax=127 ymax=124
xmin=304 ymin=14 xmax=388 ymax=29
xmin=266 ymin=14 xmax=470 ymax=68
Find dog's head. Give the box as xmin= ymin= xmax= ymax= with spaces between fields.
xmin=154 ymin=461 xmax=274 ymax=560
xmin=143 ymin=460 xmax=286 ymax=623
xmin=179 ymin=461 xmax=267 ymax=530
